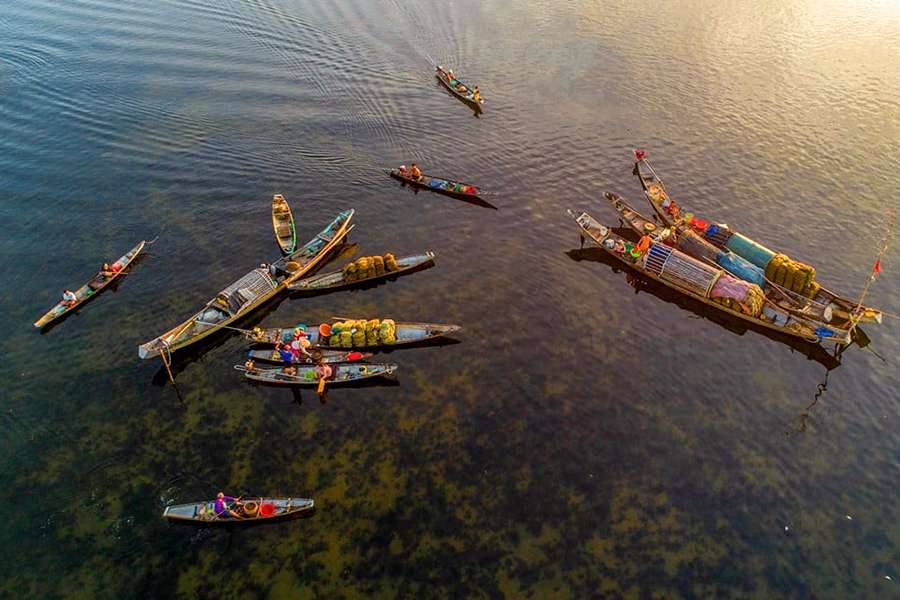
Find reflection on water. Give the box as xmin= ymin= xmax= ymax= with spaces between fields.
xmin=2 ymin=0 xmax=899 ymax=596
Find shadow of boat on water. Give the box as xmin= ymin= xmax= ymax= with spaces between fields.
xmin=565 ymin=243 xmax=852 ymax=372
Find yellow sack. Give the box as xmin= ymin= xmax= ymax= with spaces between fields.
xmin=366 ymin=331 xmax=378 ymax=346
xmin=373 ymin=255 xmax=385 ymax=276
xmin=352 ymin=331 xmax=366 ymax=347
xmin=339 ymin=331 xmax=352 ymax=348
xmin=783 ymin=266 xmax=796 ymax=293
xmin=384 ymin=253 xmax=398 ymax=272
xmin=366 ymin=319 xmax=380 ymax=335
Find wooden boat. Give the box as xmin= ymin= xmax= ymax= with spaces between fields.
xmin=246 ymin=348 xmax=372 ymax=365
xmin=389 ymin=169 xmax=483 ymax=199
xmin=271 ymin=194 xmax=297 ymax=255
xmin=235 ymin=362 xmax=397 ymax=386
xmin=568 ymin=208 xmax=851 ymax=344
xmin=435 ymin=66 xmax=484 ymax=109
xmin=164 ymin=496 xmax=314 ymax=523
xmin=138 ymin=210 xmax=354 ymax=359
xmin=287 ymin=252 xmax=435 ymax=295
xmin=34 ymin=240 xmax=146 ymax=328
xmin=633 ymin=151 xmax=882 ymax=324
xmin=246 ymin=320 xmax=461 ymax=350
xmin=601 ymin=191 xmax=858 ymax=335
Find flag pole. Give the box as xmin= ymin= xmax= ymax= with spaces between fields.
xmin=849 ymin=209 xmax=893 ymax=329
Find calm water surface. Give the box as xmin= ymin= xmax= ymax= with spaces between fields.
xmin=2 ymin=0 xmax=899 ymax=597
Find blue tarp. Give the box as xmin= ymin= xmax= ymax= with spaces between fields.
xmin=716 ymin=250 xmax=766 ymax=287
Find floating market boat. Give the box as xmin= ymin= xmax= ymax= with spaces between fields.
xmin=245 ymin=347 xmax=372 ymax=365
xmin=633 ymin=151 xmax=882 ymax=324
xmin=245 ymin=319 xmax=461 ymax=350
xmin=287 ymin=252 xmax=435 ymax=295
xmin=34 ymin=240 xmax=147 ymax=329
xmin=601 ymin=192 xmax=857 ymax=335
xmin=435 ymin=66 xmax=484 ymax=109
xmin=235 ymin=362 xmax=397 ymax=386
xmin=568 ymin=208 xmax=851 ymax=344
xmin=389 ymin=168 xmax=483 ymax=200
xmin=164 ymin=496 xmax=314 ymax=523
xmin=138 ymin=210 xmax=354 ymax=359
xmin=271 ymin=194 xmax=297 ymax=255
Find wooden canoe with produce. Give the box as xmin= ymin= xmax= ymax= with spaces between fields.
xmin=287 ymin=252 xmax=435 ymax=295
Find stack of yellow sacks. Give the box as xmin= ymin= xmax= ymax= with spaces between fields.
xmin=342 ymin=254 xmax=401 ymax=282
xmin=328 ymin=319 xmax=397 ymax=347
xmin=765 ymin=254 xmax=819 ymax=298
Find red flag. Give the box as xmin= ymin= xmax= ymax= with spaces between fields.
xmin=873 ymin=259 xmax=881 ymax=275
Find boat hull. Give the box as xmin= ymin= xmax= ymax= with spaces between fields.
xmin=164 ymin=497 xmax=314 ymax=524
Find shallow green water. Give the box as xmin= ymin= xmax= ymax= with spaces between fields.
xmin=1 ymin=0 xmax=898 ymax=597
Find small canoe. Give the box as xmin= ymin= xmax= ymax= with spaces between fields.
xmin=235 ymin=362 xmax=397 ymax=386
xmin=569 ymin=208 xmax=851 ymax=345
xmin=245 ymin=320 xmax=461 ymax=350
xmin=435 ymin=66 xmax=484 ymax=110
xmin=34 ymin=240 xmax=146 ymax=329
xmin=138 ymin=210 xmax=354 ymax=359
xmin=163 ymin=497 xmax=314 ymax=523
xmin=633 ymin=151 xmax=882 ymax=324
xmin=272 ymin=194 xmax=297 ymax=255
xmin=246 ymin=348 xmax=372 ymax=365
xmin=287 ymin=252 xmax=435 ymax=295
xmin=389 ymin=169 xmax=482 ymax=200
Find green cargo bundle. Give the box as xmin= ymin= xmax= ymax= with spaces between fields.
xmin=764 ymin=254 xmax=818 ymax=297
xmin=342 ymin=254 xmax=401 ymax=282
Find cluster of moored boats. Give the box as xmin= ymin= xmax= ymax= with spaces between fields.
xmin=569 ymin=151 xmax=885 ymax=348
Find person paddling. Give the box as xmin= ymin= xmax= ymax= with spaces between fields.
xmin=214 ymin=492 xmax=241 ymax=519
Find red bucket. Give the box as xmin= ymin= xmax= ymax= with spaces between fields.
xmin=260 ymin=503 xmax=276 ymax=517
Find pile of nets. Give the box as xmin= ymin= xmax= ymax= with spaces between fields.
xmin=709 ymin=273 xmax=765 ymax=317
xmin=329 ymin=319 xmax=396 ymax=347
xmin=765 ymin=254 xmax=819 ymax=298
xmin=342 ymin=254 xmax=400 ymax=282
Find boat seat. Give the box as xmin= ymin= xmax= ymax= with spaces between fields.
xmin=276 ymin=224 xmax=292 ymax=237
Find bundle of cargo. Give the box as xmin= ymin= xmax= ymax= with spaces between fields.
xmin=342 ymin=254 xmax=400 ymax=282
xmin=709 ymin=273 xmax=765 ymax=317
xmin=329 ymin=319 xmax=397 ymax=347
xmin=764 ymin=254 xmax=819 ymax=297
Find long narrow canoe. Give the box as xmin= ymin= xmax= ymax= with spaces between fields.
xmin=245 ymin=321 xmax=461 ymax=350
xmin=138 ymin=210 xmax=354 ymax=359
xmin=601 ymin=191 xmax=856 ymax=335
xmin=633 ymin=152 xmax=882 ymax=324
xmin=272 ymin=194 xmax=297 ymax=255
xmin=246 ymin=348 xmax=372 ymax=365
xmin=569 ymin=208 xmax=849 ymax=345
xmin=287 ymin=252 xmax=435 ymax=295
xmin=389 ymin=169 xmax=483 ymax=200
xmin=164 ymin=497 xmax=314 ymax=524
xmin=435 ymin=66 xmax=484 ymax=110
xmin=235 ymin=363 xmax=397 ymax=386
xmin=34 ymin=240 xmax=146 ymax=329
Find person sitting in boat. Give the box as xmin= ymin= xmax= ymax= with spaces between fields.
xmin=214 ymin=492 xmax=241 ymax=519
xmin=244 ymin=358 xmax=256 ymax=373
xmin=447 ymin=69 xmax=455 ymax=83
xmin=472 ymin=86 xmax=481 ymax=102
xmin=275 ymin=342 xmax=294 ymax=365
xmin=283 ymin=364 xmax=297 ymax=376
xmin=410 ymin=163 xmax=422 ymax=180
xmin=61 ymin=289 xmax=78 ymax=307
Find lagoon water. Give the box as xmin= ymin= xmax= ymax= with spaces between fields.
xmin=2 ymin=0 xmax=899 ymax=596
